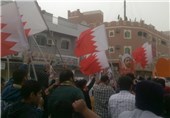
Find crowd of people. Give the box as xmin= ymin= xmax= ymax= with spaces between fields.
xmin=1 ymin=63 xmax=170 ymax=118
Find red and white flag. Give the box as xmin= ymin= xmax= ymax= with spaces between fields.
xmin=80 ymin=51 xmax=109 ymax=75
xmin=1 ymin=3 xmax=29 ymax=57
xmin=16 ymin=0 xmax=47 ymax=36
xmin=74 ymin=24 xmax=108 ymax=57
xmin=132 ymin=42 xmax=153 ymax=68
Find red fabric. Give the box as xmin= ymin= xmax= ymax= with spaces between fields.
xmin=119 ymin=60 xmax=135 ymax=76
xmin=1 ymin=23 xmax=17 ymax=57
xmin=80 ymin=54 xmax=102 ymax=75
xmin=74 ymin=29 xmax=96 ymax=57
xmin=1 ymin=3 xmax=29 ymax=57
xmin=132 ymin=47 xmax=147 ymax=68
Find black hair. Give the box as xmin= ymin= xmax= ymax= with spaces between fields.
xmin=59 ymin=69 xmax=74 ymax=83
xmin=75 ymin=79 xmax=87 ymax=90
xmin=13 ymin=69 xmax=28 ymax=84
xmin=126 ymin=73 xmax=135 ymax=80
xmin=21 ymin=80 xmax=41 ymax=99
xmin=1 ymin=77 xmax=5 ymax=84
xmin=100 ymin=75 xmax=109 ymax=83
xmin=118 ymin=76 xmax=133 ymax=91
xmin=135 ymin=80 xmax=164 ymax=116
xmin=153 ymin=78 xmax=165 ymax=88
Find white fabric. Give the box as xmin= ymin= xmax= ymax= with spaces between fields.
xmin=16 ymin=0 xmax=47 ymax=35
xmin=118 ymin=108 xmax=163 ymax=118
xmin=92 ymin=24 xmax=108 ymax=51
xmin=1 ymin=3 xmax=29 ymax=54
xmin=142 ymin=42 xmax=153 ymax=64
xmin=108 ymin=90 xmax=135 ymax=118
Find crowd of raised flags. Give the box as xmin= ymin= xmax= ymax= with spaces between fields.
xmin=1 ymin=0 xmax=169 ymax=79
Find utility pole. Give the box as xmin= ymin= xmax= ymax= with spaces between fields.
xmin=124 ymin=0 xmax=127 ymax=21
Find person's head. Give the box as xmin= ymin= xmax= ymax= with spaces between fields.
xmin=153 ymin=78 xmax=165 ymax=88
xmin=122 ymin=54 xmax=133 ymax=68
xmin=135 ymin=80 xmax=164 ymax=116
xmin=21 ymin=80 xmax=42 ymax=106
xmin=126 ymin=73 xmax=135 ymax=81
xmin=118 ymin=76 xmax=133 ymax=91
xmin=44 ymin=64 xmax=50 ymax=74
xmin=100 ymin=75 xmax=110 ymax=84
xmin=18 ymin=64 xmax=28 ymax=74
xmin=13 ymin=69 xmax=28 ymax=85
xmin=75 ymin=79 xmax=87 ymax=91
xmin=59 ymin=69 xmax=74 ymax=83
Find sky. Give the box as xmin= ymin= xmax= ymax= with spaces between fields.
xmin=37 ymin=0 xmax=170 ymax=31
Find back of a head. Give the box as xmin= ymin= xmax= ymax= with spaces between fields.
xmin=154 ymin=78 xmax=165 ymax=88
xmin=21 ymin=80 xmax=41 ymax=99
xmin=135 ymin=80 xmax=164 ymax=116
xmin=13 ymin=69 xmax=28 ymax=85
xmin=59 ymin=69 xmax=74 ymax=83
xmin=118 ymin=76 xmax=133 ymax=91
xmin=18 ymin=64 xmax=28 ymax=73
xmin=75 ymin=79 xmax=87 ymax=90
xmin=126 ymin=73 xmax=135 ymax=80
xmin=100 ymin=75 xmax=109 ymax=83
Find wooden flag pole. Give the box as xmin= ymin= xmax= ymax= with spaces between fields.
xmin=48 ymin=31 xmax=66 ymax=69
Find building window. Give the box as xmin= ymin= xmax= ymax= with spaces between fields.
xmin=124 ymin=30 xmax=131 ymax=39
xmin=108 ymin=30 xmax=115 ymax=37
xmin=61 ymin=39 xmax=70 ymax=50
xmin=108 ymin=46 xmax=115 ymax=53
xmin=138 ymin=31 xmax=142 ymax=36
xmin=35 ymin=34 xmax=47 ymax=46
xmin=124 ymin=46 xmax=132 ymax=54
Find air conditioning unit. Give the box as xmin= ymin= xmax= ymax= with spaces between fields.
xmin=47 ymin=39 xmax=55 ymax=46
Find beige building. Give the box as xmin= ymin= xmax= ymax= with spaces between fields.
xmin=68 ymin=9 xmax=170 ymax=76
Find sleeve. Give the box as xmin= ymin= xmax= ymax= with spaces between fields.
xmin=87 ymin=77 xmax=95 ymax=90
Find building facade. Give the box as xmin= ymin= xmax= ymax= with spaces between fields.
xmin=1 ymin=9 xmax=89 ymax=79
xmin=68 ymin=9 xmax=170 ymax=76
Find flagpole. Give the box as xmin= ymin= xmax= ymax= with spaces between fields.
xmin=7 ymin=56 xmax=10 ymax=80
xmin=30 ymin=54 xmax=38 ymax=81
xmin=48 ymin=31 xmax=66 ymax=68
xmin=36 ymin=1 xmax=65 ymax=68
xmin=32 ymin=35 xmax=48 ymax=63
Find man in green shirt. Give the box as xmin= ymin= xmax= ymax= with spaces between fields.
xmin=48 ymin=69 xmax=84 ymax=118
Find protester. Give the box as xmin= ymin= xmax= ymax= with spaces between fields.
xmin=153 ymin=78 xmax=170 ymax=94
xmin=93 ymin=75 xmax=115 ymax=118
xmin=5 ymin=63 xmax=29 ymax=87
xmin=163 ymin=94 xmax=170 ymax=118
xmin=72 ymin=99 xmax=101 ymax=118
xmin=2 ymin=80 xmax=43 ymax=118
xmin=118 ymin=80 xmax=164 ymax=118
xmin=75 ymin=77 xmax=95 ymax=109
xmin=126 ymin=73 xmax=136 ymax=93
xmin=1 ymin=69 xmax=28 ymax=111
xmin=119 ymin=54 xmax=135 ymax=76
xmin=47 ymin=69 xmax=85 ymax=118
xmin=108 ymin=75 xmax=135 ymax=118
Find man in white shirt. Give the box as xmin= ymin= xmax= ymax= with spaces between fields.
xmin=108 ymin=76 xmax=135 ymax=118
xmin=118 ymin=80 xmax=164 ymax=118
